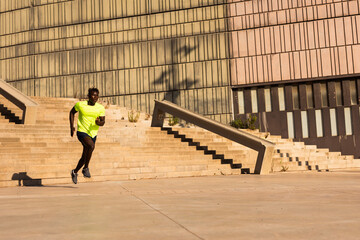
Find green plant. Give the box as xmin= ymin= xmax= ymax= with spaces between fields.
xmin=230 ymin=114 xmax=257 ymax=130
xmin=168 ymin=115 xmax=179 ymax=126
xmin=246 ymin=114 xmax=257 ymax=130
xmin=128 ymin=110 xmax=140 ymax=123
xmin=230 ymin=118 xmax=246 ymax=129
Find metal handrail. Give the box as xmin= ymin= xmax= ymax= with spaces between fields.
xmin=151 ymin=100 xmax=275 ymax=174
xmin=0 ymin=79 xmax=38 ymax=124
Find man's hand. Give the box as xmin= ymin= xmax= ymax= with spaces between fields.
xmin=95 ymin=117 xmax=101 ymax=126
xmin=95 ymin=116 xmax=105 ymax=126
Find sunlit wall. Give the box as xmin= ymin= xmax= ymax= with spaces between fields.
xmin=0 ymin=0 xmax=232 ymax=123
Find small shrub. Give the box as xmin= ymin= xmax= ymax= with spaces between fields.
xmin=128 ymin=110 xmax=140 ymax=123
xmin=230 ymin=114 xmax=257 ymax=130
xmin=230 ymin=118 xmax=246 ymax=129
xmin=168 ymin=115 xmax=179 ymax=126
xmin=247 ymin=114 xmax=257 ymax=130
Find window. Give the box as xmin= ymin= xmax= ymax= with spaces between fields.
xmin=264 ymin=88 xmax=272 ymax=112
xmin=315 ymin=110 xmax=323 ymax=137
xmin=320 ymin=83 xmax=328 ymax=107
xmin=287 ymin=112 xmax=294 ymax=139
xmin=301 ymin=111 xmax=308 ymax=138
xmin=306 ymin=85 xmax=314 ymax=108
xmin=251 ymin=89 xmax=258 ymax=113
xmin=278 ymin=87 xmax=285 ymax=111
xmin=350 ymin=81 xmax=357 ymax=105
xmin=344 ymin=108 xmax=352 ymax=135
xmin=238 ymin=90 xmax=245 ymax=114
xmin=292 ymin=86 xmax=299 ymax=110
xmin=330 ymin=109 xmax=337 ymax=136
xmin=335 ymin=82 xmax=343 ymax=106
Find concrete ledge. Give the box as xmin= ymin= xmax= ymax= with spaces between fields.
xmin=0 ymin=79 xmax=38 ymax=124
xmin=151 ymin=100 xmax=275 ymax=174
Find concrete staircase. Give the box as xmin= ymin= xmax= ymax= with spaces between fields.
xmin=0 ymin=97 xmax=241 ymax=187
xmin=1 ymin=96 xmax=360 ymax=187
xmin=169 ymin=127 xmax=360 ymax=173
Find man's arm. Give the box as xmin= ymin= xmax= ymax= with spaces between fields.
xmin=95 ymin=116 xmax=105 ymax=126
xmin=69 ymin=107 xmax=77 ymax=137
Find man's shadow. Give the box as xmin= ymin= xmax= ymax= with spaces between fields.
xmin=11 ymin=172 xmax=75 ymax=188
xmin=12 ymin=172 xmax=42 ymax=186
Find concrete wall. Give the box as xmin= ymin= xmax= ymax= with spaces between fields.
xmin=0 ymin=0 xmax=232 ymax=123
xmin=228 ymin=0 xmax=360 ymax=85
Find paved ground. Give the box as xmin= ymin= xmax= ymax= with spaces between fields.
xmin=1 ymin=172 xmax=360 ymax=240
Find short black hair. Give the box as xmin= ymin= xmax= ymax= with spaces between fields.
xmin=88 ymin=87 xmax=99 ymax=96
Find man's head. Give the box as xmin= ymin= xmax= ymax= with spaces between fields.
xmin=88 ymin=87 xmax=99 ymax=105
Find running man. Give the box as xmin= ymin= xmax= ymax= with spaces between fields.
xmin=69 ymin=88 xmax=105 ymax=184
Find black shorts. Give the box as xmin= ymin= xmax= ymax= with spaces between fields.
xmin=77 ymin=131 xmax=97 ymax=144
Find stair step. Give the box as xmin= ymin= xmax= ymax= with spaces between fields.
xmin=0 ymin=95 xmax=358 ymax=186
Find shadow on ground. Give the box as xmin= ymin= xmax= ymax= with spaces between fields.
xmin=11 ymin=172 xmax=76 ymax=188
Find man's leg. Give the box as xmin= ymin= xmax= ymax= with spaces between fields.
xmin=74 ymin=145 xmax=87 ymax=173
xmin=82 ymin=136 xmax=95 ymax=169
xmin=75 ymin=136 xmax=95 ymax=178
xmin=71 ymin=135 xmax=95 ymax=184
xmin=72 ymin=134 xmax=95 ymax=184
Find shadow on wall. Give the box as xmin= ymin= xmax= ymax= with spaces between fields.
xmin=0 ymin=103 xmax=22 ymax=124
xmin=153 ymin=39 xmax=199 ymax=104
xmin=12 ymin=172 xmax=42 ymax=186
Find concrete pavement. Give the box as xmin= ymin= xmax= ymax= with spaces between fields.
xmin=1 ymin=172 xmax=360 ymax=240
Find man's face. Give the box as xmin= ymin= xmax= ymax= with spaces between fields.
xmin=88 ymin=91 xmax=99 ymax=104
